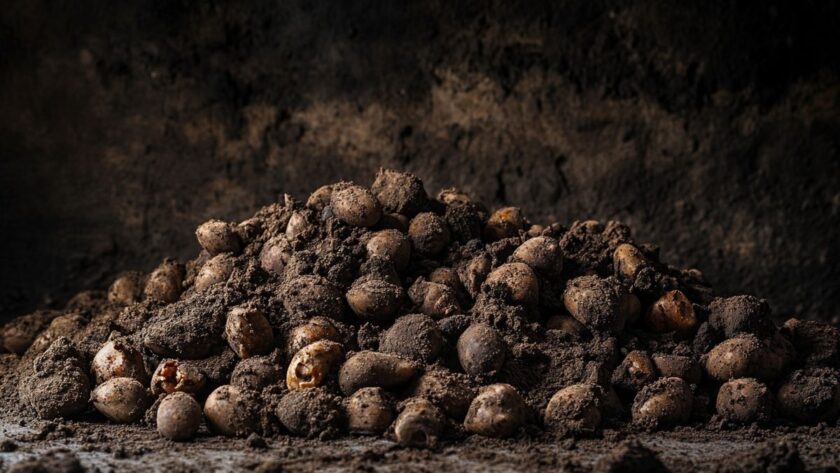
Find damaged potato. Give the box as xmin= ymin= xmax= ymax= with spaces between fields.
xmin=286 ymin=340 xmax=344 ymax=390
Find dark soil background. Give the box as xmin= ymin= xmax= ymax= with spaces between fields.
xmin=1 ymin=0 xmax=839 ymax=325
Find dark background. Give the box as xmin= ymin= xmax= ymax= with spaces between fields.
xmin=1 ymin=1 xmax=838 ymax=324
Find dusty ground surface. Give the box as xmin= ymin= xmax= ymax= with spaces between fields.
xmin=1 ymin=420 xmax=839 ymax=472
xmin=1 ymin=1 xmax=840 ymax=324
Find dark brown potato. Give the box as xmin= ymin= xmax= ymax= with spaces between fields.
xmin=631 ymin=377 xmax=693 ymax=429
xmin=306 ymin=184 xmax=334 ymax=211
xmin=195 ymin=219 xmax=242 ymax=256
xmin=371 ymin=168 xmax=428 ymax=216
xmin=484 ymin=207 xmax=524 ymax=241
xmin=91 ymin=377 xmax=149 ymax=423
xmin=0 ymin=310 xmax=61 ymax=354
xmin=708 ymin=295 xmax=774 ymax=339
xmin=330 ymin=184 xmax=383 ymax=227
xmin=428 ymin=267 xmax=464 ymax=293
xmin=544 ymin=383 xmax=604 ymax=433
xmin=408 ymin=212 xmax=451 ymax=257
xmin=346 ymin=277 xmax=404 ymax=323
xmin=366 ymin=229 xmax=411 ymax=272
xmin=776 ymin=368 xmax=840 ymax=424
xmin=345 ymin=387 xmax=394 ymax=435
xmin=107 ymin=271 xmax=146 ymax=306
xmin=194 ymin=254 xmax=234 ymax=292
xmin=652 ymin=354 xmax=702 ymax=385
xmin=394 ymin=398 xmax=447 ymax=448
xmin=511 ymin=236 xmax=563 ymax=275
xmin=611 ymin=351 xmax=658 ymax=396
xmin=458 ymin=253 xmax=491 ymax=299
xmin=285 ymin=317 xmax=340 ymax=359
xmin=283 ymin=275 xmax=345 ymax=320
xmin=563 ymin=276 xmax=625 ymax=333
xmin=782 ymin=318 xmax=840 ymax=368
xmin=545 ymin=314 xmax=590 ymax=340
xmin=457 ymin=324 xmax=506 ymax=377
xmin=143 ymin=259 xmax=185 ymax=304
xmin=203 ymin=385 xmax=260 ymax=437
xmin=484 ymin=262 xmax=539 ymax=307
xmin=19 ymin=337 xmax=91 ymax=420
xmin=26 ymin=314 xmax=87 ymax=357
xmin=408 ymin=369 xmax=476 ymax=420
xmin=151 ymin=359 xmax=206 ymax=396
xmin=225 ymin=307 xmax=274 ymax=359
xmin=380 ymin=314 xmax=443 ymax=363
xmin=704 ymin=334 xmax=787 ymax=382
xmin=286 ymin=340 xmax=344 ymax=390
xmin=230 ymin=355 xmax=282 ymax=391
xmin=259 ymin=236 xmax=292 ymax=276
xmin=338 ymin=351 xmax=417 ymax=395
xmin=716 ymin=378 xmax=773 ymax=423
xmin=612 ymin=243 xmax=649 ymax=280
xmin=92 ymin=340 xmax=148 ymax=384
xmin=275 ymin=388 xmax=344 ymax=438
xmin=464 ymin=384 xmax=529 ymax=438
xmin=285 ymin=211 xmax=313 ymax=240
xmin=157 ymin=392 xmax=203 ymax=441
xmin=408 ymin=280 xmax=462 ymax=319
xmin=644 ymin=290 xmax=698 ymax=338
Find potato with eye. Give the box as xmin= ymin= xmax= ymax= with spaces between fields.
xmin=484 ymin=207 xmax=525 ymax=241
xmin=394 ymin=398 xmax=447 ymax=448
xmin=464 ymin=384 xmax=530 ymax=438
xmin=611 ymin=351 xmax=658 ymax=396
xmin=150 ymin=359 xmax=206 ymax=396
xmin=644 ymin=290 xmax=698 ymax=338
xmin=195 ymin=219 xmax=241 ymax=256
xmin=286 ymin=340 xmax=344 ymax=390
xmin=91 ymin=340 xmax=148 ymax=384
xmin=716 ymin=378 xmax=773 ymax=424
xmin=224 ymin=307 xmax=274 ymax=359
xmin=330 ymin=184 xmax=382 ymax=227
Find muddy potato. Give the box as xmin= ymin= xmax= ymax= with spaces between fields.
xmin=429 ymin=267 xmax=464 ymax=292
xmin=231 ymin=355 xmax=282 ymax=391
xmin=285 ymin=317 xmax=340 ymax=359
xmin=458 ymin=253 xmax=491 ymax=299
xmin=457 ymin=324 xmax=506 ymax=377
xmin=338 ymin=351 xmax=418 ymax=395
xmin=203 ymin=385 xmax=260 ymax=437
xmin=20 ymin=337 xmax=91 ymax=419
xmin=157 ymin=392 xmax=203 ymax=441
xmin=652 ymin=354 xmax=702 ymax=385
xmin=611 ymin=351 xmax=658 ymax=395
xmin=631 ymin=377 xmax=693 ymax=429
xmin=545 ymin=314 xmax=590 ymax=340
xmin=26 ymin=314 xmax=87 ymax=357
xmin=306 ymin=184 xmax=334 ymax=211
xmin=371 ymin=169 xmax=428 ymax=216
xmin=366 ymin=229 xmax=411 ymax=272
xmin=225 ymin=307 xmax=274 ymax=359
xmin=1 ymin=310 xmax=61 ymax=354
xmin=285 ymin=211 xmax=313 ymax=240
xmin=91 ymin=377 xmax=149 ymax=423
xmin=194 ymin=254 xmax=235 ymax=292
xmin=704 ymin=334 xmax=786 ymax=382
xmin=408 ymin=280 xmax=461 ymax=319
xmin=196 ymin=219 xmax=242 ymax=256
xmin=511 ymin=236 xmax=563 ymax=275
xmin=409 ymin=369 xmax=476 ymax=420
xmin=151 ymin=359 xmax=206 ymax=396
xmin=644 ymin=290 xmax=698 ymax=338
xmin=563 ymin=276 xmax=625 ymax=333
xmin=613 ymin=243 xmax=649 ymax=280
xmin=144 ymin=259 xmax=184 ymax=303
xmin=259 ymin=236 xmax=292 ymax=276
xmin=107 ymin=271 xmax=146 ymax=306
xmin=716 ymin=378 xmax=773 ymax=423
xmin=92 ymin=340 xmax=148 ymax=384
xmin=394 ymin=398 xmax=447 ymax=448
xmin=708 ymin=295 xmax=774 ymax=339
xmin=544 ymin=383 xmax=604 ymax=433
xmin=346 ymin=277 xmax=404 ymax=323
xmin=485 ymin=263 xmax=539 ymax=307
xmin=330 ymin=184 xmax=382 ymax=227
xmin=464 ymin=384 xmax=530 ymax=438
xmin=283 ymin=275 xmax=345 ymax=320
xmin=437 ymin=188 xmax=476 ymax=207
xmin=408 ymin=212 xmax=451 ymax=257
xmin=276 ymin=388 xmax=344 ymax=438
xmin=380 ymin=314 xmax=443 ymax=363
xmin=345 ymin=387 xmax=395 ymax=435
xmin=484 ymin=207 xmax=525 ymax=241
xmin=776 ymin=368 xmax=840 ymax=424
xmin=782 ymin=318 xmax=840 ymax=368
xmin=286 ymin=340 xmax=344 ymax=390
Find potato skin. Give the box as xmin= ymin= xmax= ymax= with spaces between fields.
xmin=157 ymin=392 xmax=202 ymax=441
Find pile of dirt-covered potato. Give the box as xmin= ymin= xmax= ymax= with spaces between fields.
xmin=2 ymin=169 xmax=839 ymax=445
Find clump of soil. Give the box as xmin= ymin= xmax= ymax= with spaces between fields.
xmin=0 ymin=169 xmax=838 ymax=469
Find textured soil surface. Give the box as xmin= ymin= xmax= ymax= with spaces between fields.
xmin=0 ymin=421 xmax=839 ymax=472
xmin=1 ymin=0 xmax=840 ymax=324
